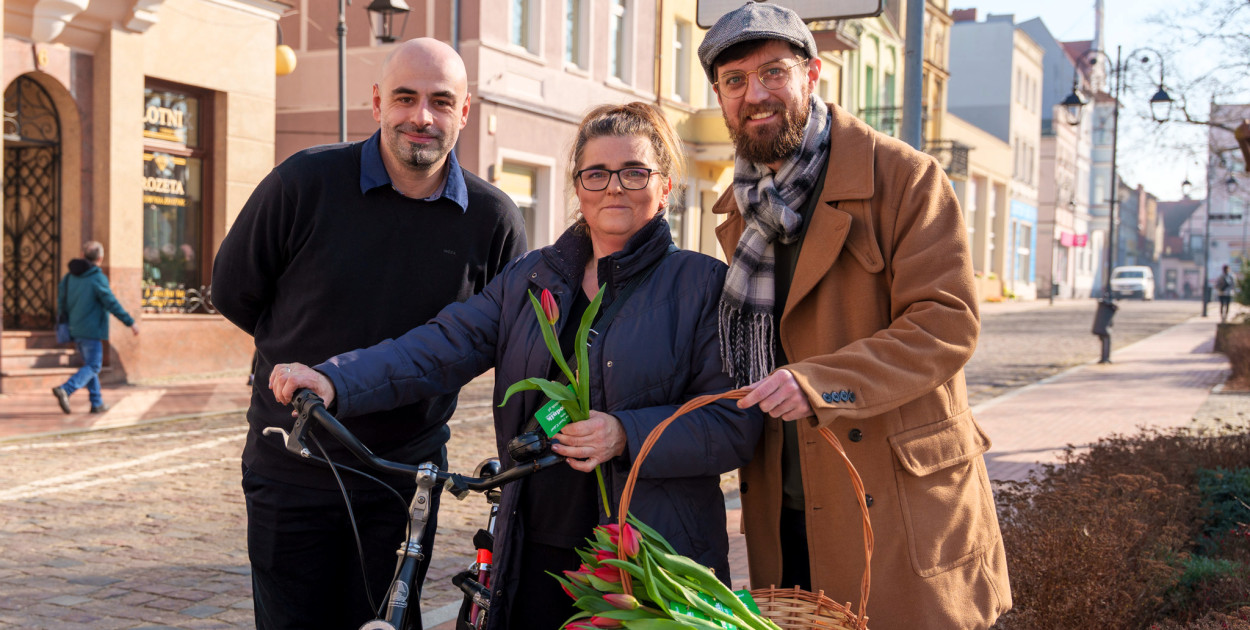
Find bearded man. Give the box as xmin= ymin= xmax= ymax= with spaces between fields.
xmin=212 ymin=38 xmax=525 ymax=629
xmin=699 ymin=4 xmax=1011 ymax=629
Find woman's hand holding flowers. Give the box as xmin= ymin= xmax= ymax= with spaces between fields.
xmin=553 ymin=410 xmax=627 ymax=471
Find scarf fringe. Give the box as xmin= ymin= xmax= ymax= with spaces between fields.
xmin=719 ymin=301 xmax=776 ymax=388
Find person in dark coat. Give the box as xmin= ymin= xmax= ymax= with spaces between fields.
xmin=51 ymin=240 xmax=139 ymax=414
xmin=271 ymin=102 xmax=762 ymax=630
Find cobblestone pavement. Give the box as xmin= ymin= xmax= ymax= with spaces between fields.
xmin=967 ymin=299 xmax=1201 ymax=406
xmin=0 ymin=299 xmax=1228 ymax=628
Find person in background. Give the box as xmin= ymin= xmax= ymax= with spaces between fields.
xmin=51 ymin=240 xmax=140 ymax=414
xmin=270 ymin=102 xmax=762 ymax=630
xmin=1217 ymin=264 xmax=1238 ymax=321
xmin=211 ymin=38 xmax=526 ymax=630
xmin=698 ymin=3 xmax=1010 ymax=629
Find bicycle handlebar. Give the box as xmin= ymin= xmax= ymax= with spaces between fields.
xmin=263 ymin=389 xmax=562 ymax=496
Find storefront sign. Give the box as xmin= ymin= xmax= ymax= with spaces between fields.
xmin=1059 ymin=232 xmax=1089 ymax=247
xmin=143 ymin=89 xmax=198 ymax=146
xmin=143 ymin=152 xmax=188 ymax=207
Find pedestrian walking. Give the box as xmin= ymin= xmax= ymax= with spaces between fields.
xmin=1217 ymin=264 xmax=1237 ymax=321
xmin=210 ymin=38 xmax=526 ymax=630
xmin=51 ymin=241 xmax=140 ymax=415
xmin=698 ymin=3 xmax=1010 ymax=629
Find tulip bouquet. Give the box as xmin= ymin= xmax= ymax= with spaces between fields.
xmin=500 ymin=287 xmax=612 ymax=515
xmin=552 ymin=515 xmax=781 ymax=630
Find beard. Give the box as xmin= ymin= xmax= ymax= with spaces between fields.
xmin=726 ymin=89 xmax=811 ymax=165
xmin=384 ymin=122 xmax=452 ymax=170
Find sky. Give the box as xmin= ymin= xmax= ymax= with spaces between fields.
xmin=956 ymin=0 xmax=1243 ymax=201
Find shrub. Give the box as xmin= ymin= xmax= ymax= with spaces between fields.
xmin=995 ymin=425 xmax=1250 ymax=629
xmin=1225 ymin=328 xmax=1250 ymax=383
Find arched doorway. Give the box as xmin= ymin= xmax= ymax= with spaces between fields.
xmin=3 ymin=75 xmax=62 ymax=330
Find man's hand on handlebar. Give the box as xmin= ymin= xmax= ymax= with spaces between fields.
xmin=270 ymin=363 xmax=337 ymax=410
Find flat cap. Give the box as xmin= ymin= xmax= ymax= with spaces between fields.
xmin=697 ymin=2 xmax=818 ymax=84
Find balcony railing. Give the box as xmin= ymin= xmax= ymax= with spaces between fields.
xmin=923 ymin=140 xmax=970 ymax=179
xmin=858 ymin=106 xmax=904 ymax=137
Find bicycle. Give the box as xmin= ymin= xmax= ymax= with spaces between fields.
xmin=264 ymin=389 xmax=562 ymax=630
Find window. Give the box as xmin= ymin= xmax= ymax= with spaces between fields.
xmin=565 ymin=0 xmax=585 ymax=67
xmin=668 ymin=185 xmax=688 ymax=246
xmin=1014 ymin=221 xmax=1032 ymax=284
xmin=673 ymin=19 xmax=691 ymax=102
xmin=609 ymin=0 xmax=628 ymax=81
xmin=499 ymin=163 xmax=537 ymax=239
xmin=142 ymin=83 xmax=211 ymax=311
xmin=511 ymin=0 xmax=533 ymax=52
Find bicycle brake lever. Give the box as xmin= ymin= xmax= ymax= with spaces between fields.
xmin=262 ymin=426 xmax=311 ymax=458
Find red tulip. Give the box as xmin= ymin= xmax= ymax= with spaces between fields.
xmin=560 ymin=581 xmax=576 ymax=600
xmin=619 ymin=523 xmax=641 ymax=558
xmin=593 ymin=564 xmax=622 ymax=583
xmin=596 ymin=549 xmax=616 ymax=562
xmin=540 ymin=288 xmax=559 ymax=325
xmin=603 ymin=594 xmax=640 ymax=610
xmin=565 ymin=622 xmax=597 ymax=630
xmin=565 ymin=567 xmax=591 ymax=585
xmin=589 ymin=616 xmax=624 ymax=628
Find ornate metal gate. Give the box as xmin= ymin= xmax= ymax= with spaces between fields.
xmin=3 ymin=76 xmax=62 ymax=330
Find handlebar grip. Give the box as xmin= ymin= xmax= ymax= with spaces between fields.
xmin=292 ymin=389 xmax=324 ymax=416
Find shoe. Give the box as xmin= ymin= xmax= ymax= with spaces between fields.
xmin=52 ymin=387 xmax=71 ymax=414
xmin=89 ymin=404 xmax=110 ymax=414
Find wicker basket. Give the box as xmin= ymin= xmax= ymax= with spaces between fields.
xmin=617 ymin=389 xmax=872 ymax=630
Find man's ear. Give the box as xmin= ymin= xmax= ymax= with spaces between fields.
xmin=459 ymin=93 xmax=472 ymax=130
xmin=371 ymin=84 xmax=382 ymax=123
xmin=806 ymin=57 xmax=822 ymax=90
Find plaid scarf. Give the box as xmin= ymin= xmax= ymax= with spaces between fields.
xmin=719 ymin=95 xmax=831 ymax=386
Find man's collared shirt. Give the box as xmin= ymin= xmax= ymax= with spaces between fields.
xmin=359 ymin=130 xmax=469 ymax=213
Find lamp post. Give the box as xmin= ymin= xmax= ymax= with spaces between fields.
xmin=337 ymin=0 xmax=412 ymax=142
xmin=1061 ymin=45 xmax=1172 ymax=363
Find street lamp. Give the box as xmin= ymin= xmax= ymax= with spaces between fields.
xmin=337 ymin=0 xmax=412 ymax=142
xmin=1063 ymin=45 xmax=1172 ymax=363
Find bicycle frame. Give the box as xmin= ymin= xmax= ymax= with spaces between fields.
xmin=264 ymin=390 xmax=561 ymax=630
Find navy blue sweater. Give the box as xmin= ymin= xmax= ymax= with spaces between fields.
xmin=212 ymin=139 xmax=526 ymax=489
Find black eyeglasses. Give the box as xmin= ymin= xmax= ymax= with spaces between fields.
xmin=575 ymin=167 xmax=661 ymax=191
xmin=714 ymin=58 xmax=808 ymax=99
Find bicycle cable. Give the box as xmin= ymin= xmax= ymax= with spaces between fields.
xmin=304 ymin=432 xmax=418 ymax=620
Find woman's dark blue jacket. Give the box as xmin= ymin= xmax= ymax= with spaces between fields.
xmin=315 ymin=217 xmax=762 ymax=628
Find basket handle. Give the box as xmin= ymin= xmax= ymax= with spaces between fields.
xmin=615 ymin=388 xmax=873 ymax=627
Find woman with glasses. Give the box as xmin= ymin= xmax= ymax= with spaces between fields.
xmin=271 ymin=102 xmax=762 ymax=630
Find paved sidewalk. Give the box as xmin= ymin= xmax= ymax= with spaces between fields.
xmin=976 ymin=315 xmax=1234 ymax=482
xmin=0 ymin=375 xmax=251 ymax=441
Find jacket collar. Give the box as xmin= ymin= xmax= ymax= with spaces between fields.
xmin=540 ymin=214 xmax=673 ymax=291
xmin=712 ymin=102 xmax=876 ymax=217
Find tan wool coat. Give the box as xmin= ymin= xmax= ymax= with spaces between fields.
xmin=714 ymin=104 xmax=1012 ymax=630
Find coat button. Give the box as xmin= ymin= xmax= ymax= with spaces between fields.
xmin=848 ymin=428 xmax=863 ymax=442
xmin=865 ymin=494 xmax=874 ymax=507
xmin=606 ymin=360 xmax=613 ymax=367
xmin=822 ymin=392 xmax=833 ymax=403
xmin=530 ymin=272 xmax=537 ymax=279
xmin=740 ymin=482 xmax=749 ymax=493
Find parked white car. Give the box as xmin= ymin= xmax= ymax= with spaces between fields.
xmin=1111 ymin=266 xmax=1155 ymax=300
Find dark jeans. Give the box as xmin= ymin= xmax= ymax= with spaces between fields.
xmin=61 ymin=338 xmax=104 ymax=407
xmin=243 ymin=467 xmax=441 ymax=630
xmin=779 ymin=506 xmax=811 ymax=591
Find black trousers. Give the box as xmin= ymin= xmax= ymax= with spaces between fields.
xmin=243 ymin=467 xmax=441 ymax=629
xmin=779 ymin=506 xmax=812 ymax=591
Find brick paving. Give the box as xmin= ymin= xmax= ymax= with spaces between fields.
xmin=0 ymin=299 xmax=1244 ymax=629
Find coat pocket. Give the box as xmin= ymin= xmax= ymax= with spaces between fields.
xmin=888 ymin=410 xmax=996 ymax=577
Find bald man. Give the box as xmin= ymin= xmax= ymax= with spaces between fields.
xmin=212 ymin=38 xmax=526 ymax=629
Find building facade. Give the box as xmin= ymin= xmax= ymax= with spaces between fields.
xmin=1 ymin=0 xmax=282 ymax=394
xmin=948 ymin=11 xmax=1043 ymax=299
